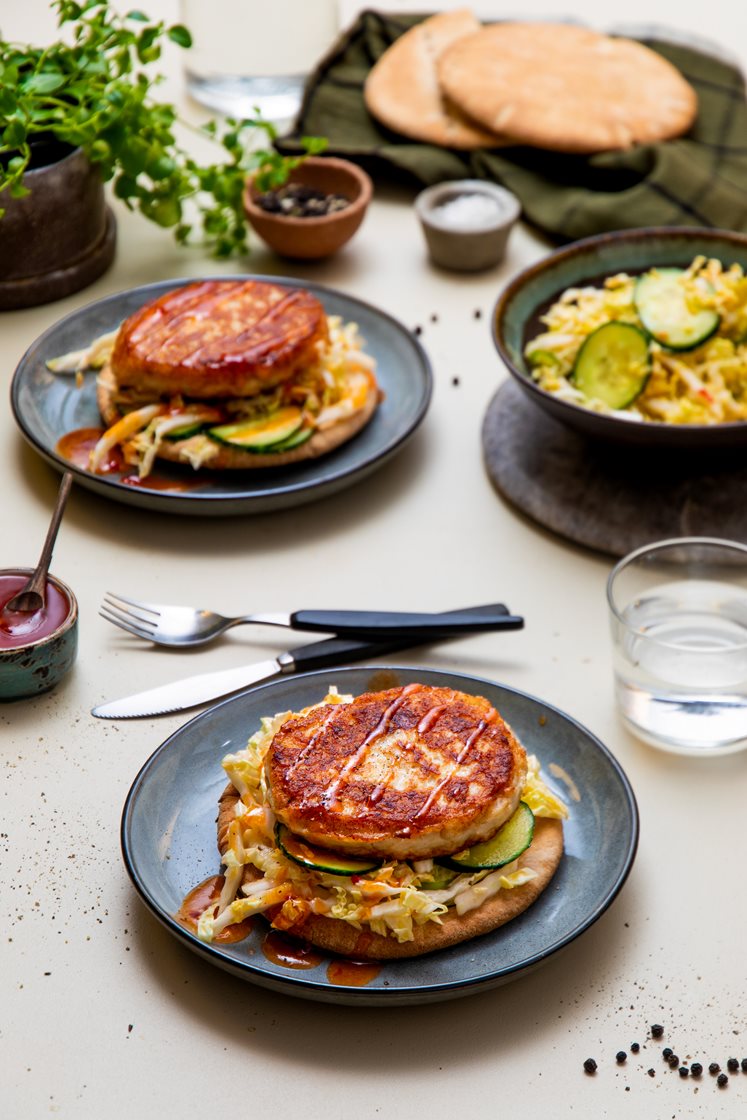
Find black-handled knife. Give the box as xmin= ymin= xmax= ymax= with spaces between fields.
xmin=92 ymin=603 xmax=522 ymax=719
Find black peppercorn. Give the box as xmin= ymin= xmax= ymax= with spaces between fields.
xmin=651 ymin=1024 xmax=664 ymax=1039
xmin=616 ymin=1051 xmax=627 ymax=1064
xmin=742 ymin=1058 xmax=747 ymax=1073
xmin=668 ymin=1055 xmax=680 ymax=1069
xmin=662 ymin=1048 xmax=673 ymax=1059
xmin=717 ymin=1073 xmax=728 ymax=1087
xmin=709 ymin=1063 xmax=720 ymax=1075
xmin=727 ymin=1058 xmax=739 ymax=1072
xmin=679 ymin=1067 xmax=689 ymax=1078
xmin=647 ymin=1069 xmax=655 ymax=1077
xmin=413 ymin=326 xmax=422 ymax=337
xmin=630 ymin=1042 xmax=640 ymax=1053
xmin=583 ymin=1058 xmax=597 ymax=1075
xmin=691 ymin=1063 xmax=703 ymax=1077
xmin=473 ymin=309 xmax=482 ymax=320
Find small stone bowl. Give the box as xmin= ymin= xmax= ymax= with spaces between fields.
xmin=243 ymin=156 xmax=373 ymax=260
xmin=0 ymin=569 xmax=78 ymax=701
xmin=415 ymin=179 xmax=521 ymax=272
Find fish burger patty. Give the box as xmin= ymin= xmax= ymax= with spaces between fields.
xmin=202 ymin=686 xmax=567 ymax=960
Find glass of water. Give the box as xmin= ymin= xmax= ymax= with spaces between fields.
xmin=180 ymin=0 xmax=339 ymax=124
xmin=607 ymin=537 xmax=747 ymax=755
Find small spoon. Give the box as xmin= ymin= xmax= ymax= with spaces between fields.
xmin=7 ymin=472 xmax=73 ymax=613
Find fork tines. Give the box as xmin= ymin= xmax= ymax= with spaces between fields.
xmin=100 ymin=592 xmax=159 ymax=640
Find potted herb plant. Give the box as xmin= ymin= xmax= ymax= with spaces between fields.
xmin=0 ymin=0 xmax=325 ymax=308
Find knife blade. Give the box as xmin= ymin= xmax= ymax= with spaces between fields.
xmin=92 ymin=603 xmax=522 ymax=719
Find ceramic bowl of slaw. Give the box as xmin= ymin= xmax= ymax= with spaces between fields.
xmin=493 ymin=227 xmax=747 ymax=449
xmin=0 ymin=569 xmax=78 ymax=700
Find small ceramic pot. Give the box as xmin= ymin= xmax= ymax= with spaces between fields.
xmin=0 ymin=138 xmax=116 ymax=310
xmin=0 ymin=570 xmax=78 ymax=701
xmin=415 ymin=180 xmax=521 ymax=272
xmin=243 ymin=156 xmax=372 ymax=260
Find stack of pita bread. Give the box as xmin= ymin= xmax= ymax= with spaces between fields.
xmin=364 ymin=10 xmax=698 ymax=154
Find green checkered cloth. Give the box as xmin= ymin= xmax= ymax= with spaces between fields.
xmin=279 ymin=10 xmax=747 ymax=240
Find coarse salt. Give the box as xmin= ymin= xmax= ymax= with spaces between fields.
xmin=432 ymin=192 xmax=504 ymax=230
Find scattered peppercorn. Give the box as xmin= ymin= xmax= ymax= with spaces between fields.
xmin=679 ymin=1067 xmax=689 ymax=1078
xmin=691 ymin=1063 xmax=703 ymax=1077
xmin=647 ymin=1069 xmax=655 ymax=1078
xmin=451 ymin=377 xmax=460 ymax=386
xmin=430 ymin=314 xmax=438 ymax=323
xmin=255 ymin=184 xmax=351 ymax=218
xmin=583 ymin=1058 xmax=597 ymax=1075
xmin=717 ymin=1073 xmax=728 ymax=1088
xmin=662 ymin=1048 xmax=673 ymax=1060
xmin=668 ymin=1055 xmax=680 ymax=1069
xmin=630 ymin=1043 xmax=640 ymax=1053
xmin=651 ymin=1024 xmax=664 ymax=1039
xmin=709 ymin=1063 xmax=721 ymax=1075
xmin=616 ymin=1051 xmax=627 ymax=1064
xmin=413 ymin=326 xmax=422 ymax=337
xmin=742 ymin=1058 xmax=747 ymax=1073
xmin=727 ymin=1058 xmax=739 ymax=1072
xmin=473 ymin=309 xmax=482 ymax=320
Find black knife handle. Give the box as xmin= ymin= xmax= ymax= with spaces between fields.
xmin=284 ymin=603 xmax=523 ymax=674
xmin=289 ymin=606 xmax=520 ymax=640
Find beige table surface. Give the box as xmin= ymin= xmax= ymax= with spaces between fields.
xmin=3 ymin=3 xmax=747 ymax=1118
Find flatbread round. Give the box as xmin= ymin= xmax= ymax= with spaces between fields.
xmin=437 ymin=23 xmax=698 ymax=153
xmin=364 ymin=10 xmax=506 ymax=150
xmin=96 ymin=364 xmax=380 ymax=470
xmin=217 ymin=784 xmax=564 ymax=959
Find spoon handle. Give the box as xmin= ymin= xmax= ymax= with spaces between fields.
xmin=25 ymin=472 xmax=73 ymax=599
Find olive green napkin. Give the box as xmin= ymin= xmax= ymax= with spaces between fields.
xmin=279 ymin=10 xmax=747 ymax=240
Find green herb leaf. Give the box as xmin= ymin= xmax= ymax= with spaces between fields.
xmin=167 ymin=24 xmax=192 ymax=49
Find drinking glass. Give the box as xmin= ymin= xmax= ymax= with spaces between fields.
xmin=607 ymin=537 xmax=747 ymax=755
xmin=180 ymin=0 xmax=339 ymax=123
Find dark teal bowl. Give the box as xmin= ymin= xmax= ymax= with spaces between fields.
xmin=493 ymin=227 xmax=747 ymax=450
xmin=0 ymin=570 xmax=78 ymax=700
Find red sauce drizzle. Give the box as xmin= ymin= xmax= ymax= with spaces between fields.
xmin=56 ymin=427 xmax=123 ymax=473
xmin=261 ymin=931 xmax=324 ymax=969
xmin=326 ymin=959 xmax=381 ymax=987
xmin=120 ymin=473 xmax=204 ymax=492
xmin=176 ymin=875 xmax=255 ymax=944
xmin=413 ymin=709 xmax=496 ymax=821
xmin=0 ymin=573 xmax=71 ymax=650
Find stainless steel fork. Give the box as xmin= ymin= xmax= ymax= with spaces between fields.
xmin=100 ymin=592 xmax=522 ymax=648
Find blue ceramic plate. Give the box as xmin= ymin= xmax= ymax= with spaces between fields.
xmin=11 ymin=277 xmax=432 ymax=516
xmin=493 ymin=227 xmax=747 ymax=450
xmin=121 ymin=666 xmax=638 ymax=1007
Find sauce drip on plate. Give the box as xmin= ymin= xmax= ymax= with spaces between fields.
xmin=176 ymin=876 xmax=255 ymax=944
xmin=56 ymin=427 xmax=123 ymax=473
xmin=326 ymin=959 xmax=381 ymax=987
xmin=0 ymin=573 xmax=71 ymax=650
xmin=261 ymin=931 xmax=324 ymax=970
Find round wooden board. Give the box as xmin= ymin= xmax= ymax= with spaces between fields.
xmin=482 ymin=380 xmax=747 ymax=557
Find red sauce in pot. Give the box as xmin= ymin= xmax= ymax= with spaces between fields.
xmin=0 ymin=573 xmax=71 ymax=650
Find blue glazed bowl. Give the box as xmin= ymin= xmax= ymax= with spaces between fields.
xmin=493 ymin=227 xmax=747 ymax=450
xmin=0 ymin=569 xmax=78 ymax=700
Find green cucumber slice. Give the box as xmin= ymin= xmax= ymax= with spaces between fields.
xmin=208 ymin=407 xmax=303 ymax=450
xmin=634 ymin=268 xmax=720 ymax=350
xmin=572 ymin=321 xmax=650 ymax=409
xmin=417 ymin=865 xmax=459 ymax=891
xmin=164 ymin=422 xmax=205 ymax=441
xmin=437 ymin=802 xmax=535 ymax=872
xmin=267 ymin=426 xmax=313 ymax=453
xmin=275 ymin=824 xmax=383 ymax=876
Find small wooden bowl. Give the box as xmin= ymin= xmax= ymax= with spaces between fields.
xmin=243 ymin=156 xmax=372 ymax=260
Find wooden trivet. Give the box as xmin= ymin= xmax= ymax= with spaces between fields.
xmin=482 ymin=380 xmax=747 ymax=557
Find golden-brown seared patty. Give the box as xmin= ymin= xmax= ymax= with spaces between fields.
xmin=109 ymin=279 xmax=328 ymax=400
xmin=265 ymin=684 xmax=528 ymax=860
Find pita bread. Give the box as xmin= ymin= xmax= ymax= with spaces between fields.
xmin=217 ymin=784 xmax=564 ymax=960
xmin=96 ymin=364 xmax=380 ymax=470
xmin=364 ymin=10 xmax=506 ymax=150
xmin=437 ymin=22 xmax=698 ymax=153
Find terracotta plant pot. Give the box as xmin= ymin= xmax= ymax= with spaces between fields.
xmin=0 ymin=138 xmax=116 ymax=310
xmin=243 ymin=156 xmax=372 ymax=260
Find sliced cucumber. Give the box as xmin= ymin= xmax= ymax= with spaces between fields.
xmin=634 ymin=268 xmax=720 ymax=351
xmin=417 ymin=865 xmax=459 ymax=891
xmin=572 ymin=321 xmax=650 ymax=409
xmin=164 ymin=422 xmax=205 ymax=441
xmin=267 ymin=426 xmax=313 ymax=453
xmin=437 ymin=802 xmax=535 ymax=872
xmin=275 ymin=824 xmax=383 ymax=876
xmin=208 ymin=407 xmax=303 ymax=451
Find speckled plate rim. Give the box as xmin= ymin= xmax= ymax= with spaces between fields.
xmin=10 ymin=275 xmax=432 ymax=515
xmin=492 ymin=226 xmax=747 ymax=446
xmin=120 ymin=666 xmax=639 ymax=1006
